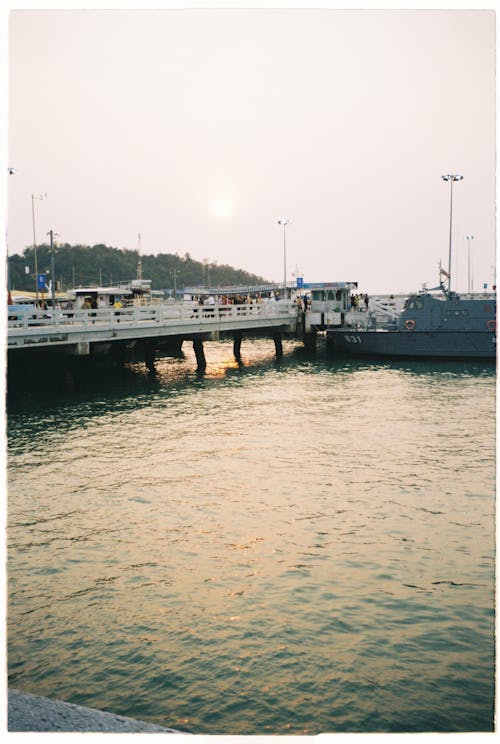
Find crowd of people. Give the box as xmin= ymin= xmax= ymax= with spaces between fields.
xmin=80 ymin=296 xmax=125 ymax=310
xmin=191 ymin=290 xmax=295 ymax=306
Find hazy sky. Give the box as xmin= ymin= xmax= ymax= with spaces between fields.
xmin=5 ymin=3 xmax=496 ymax=293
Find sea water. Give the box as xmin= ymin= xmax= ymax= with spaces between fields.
xmin=7 ymin=339 xmax=495 ymax=734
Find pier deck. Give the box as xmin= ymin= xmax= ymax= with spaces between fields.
xmin=8 ymin=301 xmax=298 ymax=358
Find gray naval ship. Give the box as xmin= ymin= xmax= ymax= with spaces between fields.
xmin=326 ymin=284 xmax=496 ymax=359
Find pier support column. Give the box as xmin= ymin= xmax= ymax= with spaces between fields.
xmin=273 ymin=332 xmax=283 ymax=358
xmin=233 ymin=331 xmax=243 ymax=360
xmin=193 ymin=339 xmax=206 ymax=372
xmin=70 ymin=341 xmax=90 ymax=356
xmin=113 ymin=343 xmax=127 ymax=368
xmin=145 ymin=342 xmax=156 ymax=373
xmin=296 ymin=311 xmax=307 ymax=340
xmin=303 ymin=330 xmax=317 ymax=353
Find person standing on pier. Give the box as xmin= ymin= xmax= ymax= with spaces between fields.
xmin=90 ymin=297 xmax=98 ymax=323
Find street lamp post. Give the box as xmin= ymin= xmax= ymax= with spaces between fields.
xmin=278 ymin=219 xmax=290 ymax=298
xmin=7 ymin=167 xmax=16 ymax=296
xmin=441 ymin=175 xmax=463 ymax=292
xmin=31 ymin=193 xmax=47 ymax=303
xmin=466 ymin=235 xmax=474 ymax=295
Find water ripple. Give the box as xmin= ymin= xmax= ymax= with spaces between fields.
xmin=7 ymin=342 xmax=495 ymax=734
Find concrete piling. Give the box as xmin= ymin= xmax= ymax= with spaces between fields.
xmin=273 ymin=332 xmax=283 ymax=358
xmin=233 ymin=331 xmax=243 ymax=359
xmin=303 ymin=330 xmax=317 ymax=353
xmin=145 ymin=341 xmax=156 ymax=372
xmin=193 ymin=338 xmax=206 ymax=371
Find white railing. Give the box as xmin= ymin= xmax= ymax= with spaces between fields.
xmin=8 ymin=300 xmax=298 ymax=332
xmin=368 ymin=296 xmax=405 ymax=320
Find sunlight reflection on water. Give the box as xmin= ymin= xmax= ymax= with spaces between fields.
xmin=7 ymin=340 xmax=495 ymax=734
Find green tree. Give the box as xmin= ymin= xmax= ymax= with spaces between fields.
xmin=8 ymin=243 xmax=267 ymax=293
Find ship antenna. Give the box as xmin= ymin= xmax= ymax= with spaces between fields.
xmin=438 ymin=260 xmax=450 ymax=296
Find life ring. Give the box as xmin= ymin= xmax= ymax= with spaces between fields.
xmin=486 ymin=319 xmax=496 ymax=331
xmin=404 ymin=319 xmax=416 ymax=331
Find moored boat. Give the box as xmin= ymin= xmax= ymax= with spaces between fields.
xmin=327 ymin=289 xmax=496 ymax=359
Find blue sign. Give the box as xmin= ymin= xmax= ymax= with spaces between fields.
xmin=484 ymin=283 xmax=488 ymax=290
xmin=37 ymin=273 xmax=47 ymax=291
xmin=296 ymin=277 xmax=304 ymax=288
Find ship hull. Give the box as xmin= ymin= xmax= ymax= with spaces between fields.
xmin=327 ymin=329 xmax=496 ymax=359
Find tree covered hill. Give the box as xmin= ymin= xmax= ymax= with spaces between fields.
xmin=8 ymin=243 xmax=268 ymax=293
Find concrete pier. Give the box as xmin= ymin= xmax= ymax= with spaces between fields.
xmin=8 ymin=301 xmax=298 ymax=359
xmin=8 ymin=688 xmax=186 ymax=733
xmin=8 ymin=301 xmax=299 ymax=375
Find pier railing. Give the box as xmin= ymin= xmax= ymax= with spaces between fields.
xmin=8 ymin=301 xmax=299 ymax=353
xmin=8 ymin=300 xmax=297 ymax=331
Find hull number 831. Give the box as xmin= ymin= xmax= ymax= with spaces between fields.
xmin=344 ymin=335 xmax=362 ymax=344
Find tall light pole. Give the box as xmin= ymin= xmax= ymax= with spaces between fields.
xmin=441 ymin=174 xmax=463 ymax=292
xmin=31 ymin=193 xmax=47 ymax=303
xmin=278 ymin=219 xmax=290 ymax=298
xmin=466 ymin=235 xmax=474 ymax=294
xmin=7 ymin=167 xmax=16 ymax=296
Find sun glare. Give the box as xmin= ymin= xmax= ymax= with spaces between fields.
xmin=211 ymin=199 xmax=233 ymax=219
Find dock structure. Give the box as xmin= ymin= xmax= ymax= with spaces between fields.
xmin=7 ymin=300 xmax=299 ymax=370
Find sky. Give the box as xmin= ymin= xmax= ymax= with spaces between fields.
xmin=4 ymin=2 xmax=497 ymax=294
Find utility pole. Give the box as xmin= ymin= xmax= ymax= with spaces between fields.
xmin=31 ymin=193 xmax=47 ymax=303
xmin=137 ymin=232 xmax=143 ymax=280
xmin=47 ymin=230 xmax=58 ymax=309
xmin=171 ymin=269 xmax=178 ymax=300
xmin=278 ymin=219 xmax=290 ymax=298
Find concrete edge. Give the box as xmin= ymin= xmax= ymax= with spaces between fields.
xmin=8 ymin=688 xmax=188 ymax=733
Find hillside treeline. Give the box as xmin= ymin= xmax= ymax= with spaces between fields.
xmin=8 ymin=243 xmax=267 ymax=293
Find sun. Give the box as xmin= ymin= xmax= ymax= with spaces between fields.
xmin=210 ymin=198 xmax=233 ymax=219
